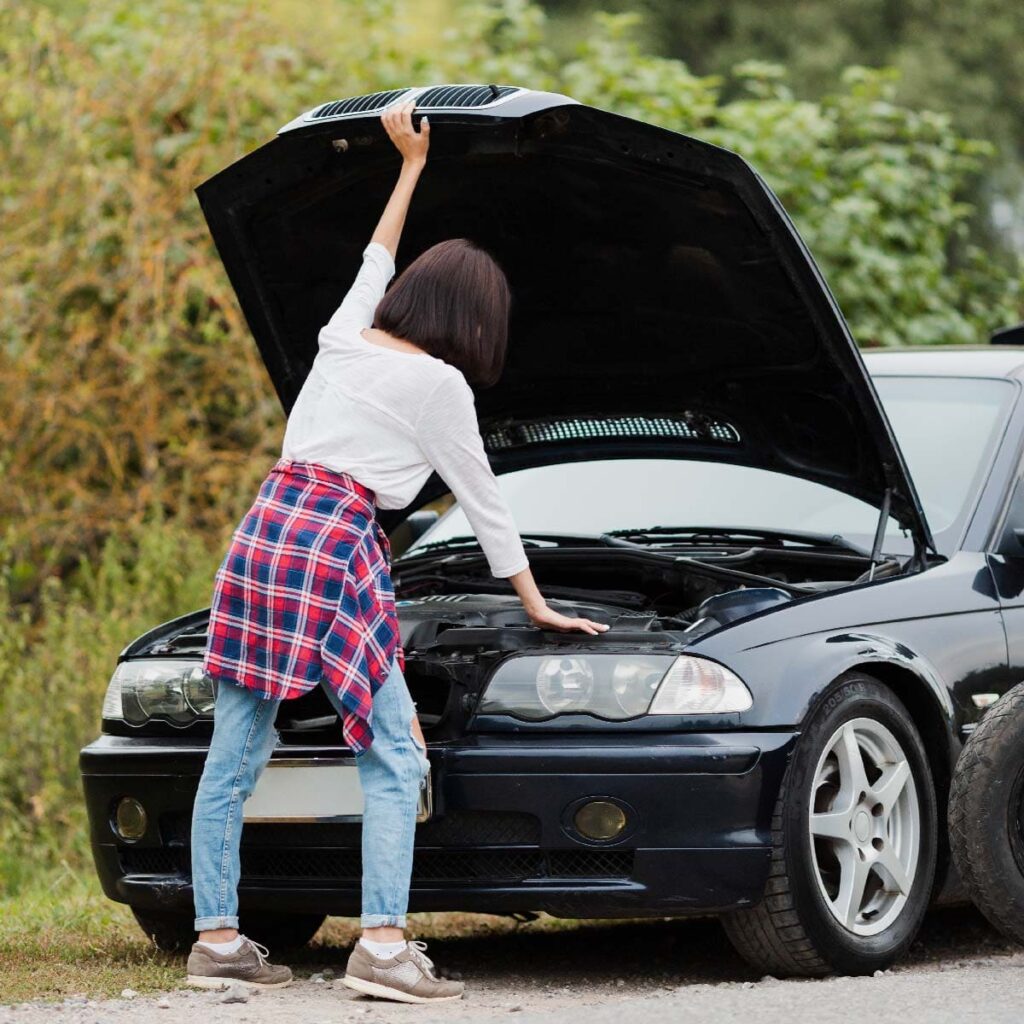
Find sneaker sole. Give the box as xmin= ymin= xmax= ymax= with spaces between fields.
xmin=341 ymin=974 xmax=463 ymax=1003
xmin=186 ymin=975 xmax=293 ymax=990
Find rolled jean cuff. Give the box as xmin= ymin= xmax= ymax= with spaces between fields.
xmin=194 ymin=915 xmax=239 ymax=931
xmin=361 ymin=913 xmax=407 ymax=929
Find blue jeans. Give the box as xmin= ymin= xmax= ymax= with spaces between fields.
xmin=191 ymin=656 xmax=429 ymax=931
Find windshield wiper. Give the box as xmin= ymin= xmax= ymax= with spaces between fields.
xmin=400 ymin=531 xmax=817 ymax=596
xmin=397 ymin=532 xmax=602 ymax=562
xmin=597 ymin=534 xmax=816 ymax=595
xmin=405 ymin=535 xmax=485 ymax=554
xmin=606 ymin=525 xmax=872 ymax=558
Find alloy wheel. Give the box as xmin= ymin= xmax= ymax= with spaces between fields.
xmin=808 ymin=717 xmax=920 ymax=936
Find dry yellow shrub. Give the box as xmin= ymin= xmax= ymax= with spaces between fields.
xmin=0 ymin=0 xmax=445 ymax=590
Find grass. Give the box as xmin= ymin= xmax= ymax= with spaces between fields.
xmin=0 ymin=872 xmax=182 ymax=1004
xmin=0 ymin=520 xmax=227 ymax=899
xmin=0 ymin=868 xmax=585 ymax=1005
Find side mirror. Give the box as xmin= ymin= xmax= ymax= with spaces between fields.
xmin=405 ymin=510 xmax=440 ymax=544
xmin=386 ymin=509 xmax=441 ymax=560
xmin=998 ymin=520 xmax=1024 ymax=558
xmin=995 ymin=476 xmax=1024 ymax=557
xmin=991 ymin=323 xmax=1024 ymax=346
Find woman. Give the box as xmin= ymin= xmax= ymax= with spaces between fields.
xmin=185 ymin=100 xmax=608 ymax=1003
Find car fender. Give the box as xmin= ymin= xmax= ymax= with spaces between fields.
xmin=696 ymin=628 xmax=956 ymax=735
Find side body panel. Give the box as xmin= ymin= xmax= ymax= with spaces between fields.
xmin=691 ymin=553 xmax=1009 ymax=749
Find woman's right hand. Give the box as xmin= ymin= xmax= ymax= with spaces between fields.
xmin=527 ymin=602 xmax=610 ymax=636
xmin=383 ymin=100 xmax=430 ymax=165
xmin=507 ymin=565 xmax=609 ymax=635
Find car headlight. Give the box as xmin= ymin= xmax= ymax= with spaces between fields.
xmin=478 ymin=654 xmax=751 ymax=721
xmin=647 ymin=656 xmax=752 ymax=715
xmin=102 ymin=660 xmax=216 ymax=725
xmin=536 ymin=656 xmax=596 ymax=713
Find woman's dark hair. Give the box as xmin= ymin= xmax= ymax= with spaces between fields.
xmin=372 ymin=238 xmax=510 ymax=387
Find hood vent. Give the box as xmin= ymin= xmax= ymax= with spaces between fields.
xmin=308 ymin=84 xmax=521 ymax=123
xmin=414 ymin=84 xmax=520 ymax=108
xmin=311 ymin=88 xmax=412 ymax=120
xmin=484 ymin=415 xmax=741 ymax=452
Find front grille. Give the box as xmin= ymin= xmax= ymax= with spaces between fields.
xmin=419 ymin=811 xmax=540 ymax=846
xmin=119 ymin=847 xmax=178 ymax=874
xmin=312 ymin=88 xmax=411 ymax=119
xmin=483 ymin=414 xmax=741 ymax=452
xmin=129 ymin=811 xmax=630 ymax=883
xmin=120 ymin=846 xmax=632 ymax=883
xmin=547 ymin=850 xmax=632 ymax=877
xmin=237 ymin=848 xmax=547 ymax=882
xmin=414 ymin=84 xmax=519 ymax=108
xmin=161 ymin=810 xmax=540 ymax=849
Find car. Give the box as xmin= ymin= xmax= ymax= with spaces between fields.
xmin=80 ymin=83 xmax=1024 ymax=976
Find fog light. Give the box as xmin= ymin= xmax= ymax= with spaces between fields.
xmin=114 ymin=797 xmax=147 ymax=841
xmin=574 ymin=800 xmax=627 ymax=841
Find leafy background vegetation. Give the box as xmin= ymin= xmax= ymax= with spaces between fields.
xmin=1 ymin=0 xmax=1022 ymax=983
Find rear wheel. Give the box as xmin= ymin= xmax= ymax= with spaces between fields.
xmin=131 ymin=907 xmax=326 ymax=953
xmin=723 ymin=673 xmax=937 ymax=976
xmin=948 ymin=682 xmax=1024 ymax=944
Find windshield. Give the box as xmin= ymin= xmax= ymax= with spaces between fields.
xmin=408 ymin=376 xmax=1015 ymax=557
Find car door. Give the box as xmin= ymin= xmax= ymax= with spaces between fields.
xmin=986 ymin=466 xmax=1024 ymax=711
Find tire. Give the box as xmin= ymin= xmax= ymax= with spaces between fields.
xmin=722 ymin=672 xmax=937 ymax=976
xmin=948 ymin=681 xmax=1024 ymax=944
xmin=131 ymin=907 xmax=326 ymax=953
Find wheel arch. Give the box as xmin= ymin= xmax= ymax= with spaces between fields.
xmin=845 ymin=661 xmax=955 ymax=783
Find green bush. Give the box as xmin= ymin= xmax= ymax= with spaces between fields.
xmin=0 ymin=519 xmax=221 ymax=895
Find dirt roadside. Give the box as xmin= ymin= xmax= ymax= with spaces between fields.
xmin=4 ymin=908 xmax=1021 ymax=1024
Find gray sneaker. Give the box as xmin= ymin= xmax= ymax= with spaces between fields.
xmin=186 ymin=935 xmax=293 ymax=989
xmin=342 ymin=940 xmax=464 ymax=1003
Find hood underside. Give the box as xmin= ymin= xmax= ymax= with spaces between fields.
xmin=195 ymin=85 xmax=932 ymax=548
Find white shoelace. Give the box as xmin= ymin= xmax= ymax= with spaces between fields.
xmin=240 ymin=936 xmax=271 ymax=966
xmin=406 ymin=940 xmax=438 ymax=977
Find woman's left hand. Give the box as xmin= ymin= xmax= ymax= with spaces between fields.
xmin=383 ymin=100 xmax=430 ymax=165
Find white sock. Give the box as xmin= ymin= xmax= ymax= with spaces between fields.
xmin=199 ymin=934 xmax=244 ymax=954
xmin=359 ymin=936 xmax=407 ymax=959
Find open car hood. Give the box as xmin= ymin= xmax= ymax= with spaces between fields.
xmin=195 ymin=84 xmax=933 ymax=551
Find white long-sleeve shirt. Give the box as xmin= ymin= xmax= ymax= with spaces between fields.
xmin=280 ymin=241 xmax=529 ymax=579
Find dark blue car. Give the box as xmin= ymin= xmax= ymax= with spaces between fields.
xmin=80 ymin=85 xmax=1024 ymax=976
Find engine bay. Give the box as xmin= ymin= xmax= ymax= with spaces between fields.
xmin=393 ymin=539 xmax=893 ymax=644
xmin=123 ymin=535 xmax=906 ymax=743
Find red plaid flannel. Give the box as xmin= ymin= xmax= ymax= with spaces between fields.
xmin=202 ymin=458 xmax=404 ymax=753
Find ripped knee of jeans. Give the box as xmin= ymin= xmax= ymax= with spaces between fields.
xmin=409 ymin=712 xmax=429 ymax=776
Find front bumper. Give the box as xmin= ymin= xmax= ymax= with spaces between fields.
xmin=80 ymin=731 xmax=795 ymax=919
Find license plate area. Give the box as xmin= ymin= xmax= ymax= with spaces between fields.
xmin=242 ymin=758 xmax=432 ymax=823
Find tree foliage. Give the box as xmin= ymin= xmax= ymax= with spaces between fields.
xmin=0 ymin=0 xmax=1019 ymax=587
xmin=543 ymin=0 xmax=1024 ymax=227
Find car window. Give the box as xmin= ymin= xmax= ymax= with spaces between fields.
xmin=873 ymin=376 xmax=1014 ymax=542
xmin=408 ymin=376 xmax=1015 ymax=557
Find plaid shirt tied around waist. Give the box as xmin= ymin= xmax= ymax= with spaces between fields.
xmin=202 ymin=458 xmax=404 ymax=753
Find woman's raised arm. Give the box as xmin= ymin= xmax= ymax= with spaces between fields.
xmin=371 ymin=100 xmax=430 ymax=259
xmin=318 ymin=101 xmax=429 ymax=346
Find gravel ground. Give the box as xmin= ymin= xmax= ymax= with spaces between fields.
xmin=4 ymin=907 xmax=1022 ymax=1024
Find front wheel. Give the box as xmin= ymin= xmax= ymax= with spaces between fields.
xmin=131 ymin=908 xmax=326 ymax=953
xmin=723 ymin=673 xmax=937 ymax=976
